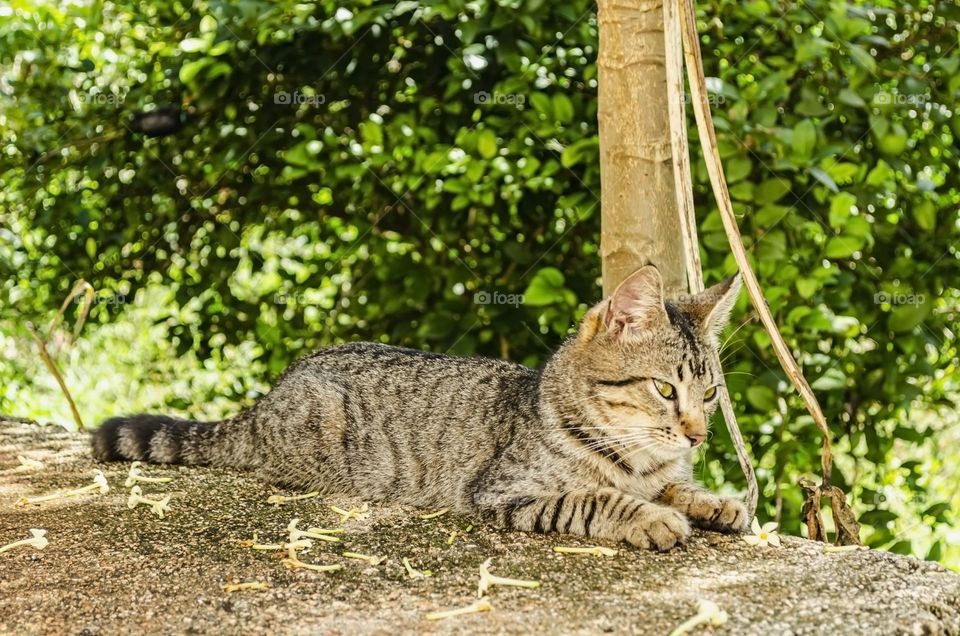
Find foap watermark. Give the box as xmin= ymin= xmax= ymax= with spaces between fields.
xmin=274 ymin=90 xmax=326 ymax=107
xmin=874 ymin=290 xmax=926 ymax=306
xmin=473 ymin=91 xmax=525 ymax=107
xmin=474 ymin=290 xmax=525 ymax=307
xmin=74 ymin=292 xmax=126 ymax=307
xmin=682 ymin=91 xmax=726 ymax=106
xmin=873 ymin=92 xmax=929 ymax=108
xmin=79 ymin=91 xmax=127 ymax=106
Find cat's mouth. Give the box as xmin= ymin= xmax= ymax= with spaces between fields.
xmin=603 ymin=430 xmax=690 ymax=461
xmin=638 ymin=428 xmax=704 ymax=455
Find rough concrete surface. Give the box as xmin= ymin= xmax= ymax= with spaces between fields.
xmin=1 ymin=420 xmax=959 ymax=636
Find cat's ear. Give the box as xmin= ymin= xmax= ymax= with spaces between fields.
xmin=602 ymin=266 xmax=669 ymax=338
xmin=689 ymin=274 xmax=742 ymax=344
xmin=576 ymin=303 xmax=607 ymax=342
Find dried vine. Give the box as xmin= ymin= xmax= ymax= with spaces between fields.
xmin=676 ymin=0 xmax=860 ymax=544
xmin=663 ymin=0 xmax=759 ymax=519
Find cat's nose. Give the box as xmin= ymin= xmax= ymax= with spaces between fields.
xmin=686 ymin=433 xmax=706 ymax=447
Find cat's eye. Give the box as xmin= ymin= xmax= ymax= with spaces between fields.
xmin=653 ymin=379 xmax=676 ymax=400
xmin=704 ymin=386 xmax=718 ymax=401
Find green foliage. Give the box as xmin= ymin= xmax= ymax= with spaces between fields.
xmin=1 ymin=0 xmax=958 ymax=565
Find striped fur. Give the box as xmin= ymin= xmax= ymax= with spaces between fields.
xmin=92 ymin=266 xmax=747 ymax=550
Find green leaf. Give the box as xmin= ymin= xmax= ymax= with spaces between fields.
xmin=552 ymin=94 xmax=574 ymax=123
xmin=825 ymin=235 xmax=864 ymax=258
xmin=888 ymin=296 xmax=932 ymax=332
xmin=844 ymin=43 xmax=877 ymax=74
xmin=808 ymin=167 xmax=839 ymax=193
xmin=838 ymin=88 xmax=866 ymax=108
xmin=725 ymin=156 xmax=753 ymax=183
xmin=811 ymin=368 xmax=846 ymax=391
xmin=828 ymin=192 xmax=857 ymax=228
xmin=523 ymin=267 xmax=567 ymax=306
xmin=796 ymin=278 xmax=819 ymax=299
xmin=792 ymin=119 xmax=817 ymax=158
xmin=561 ymin=138 xmax=597 ymax=168
xmin=477 ymin=130 xmax=498 ymax=159
xmin=529 ymin=93 xmax=552 ymax=118
xmin=866 ymin=160 xmax=895 ymax=186
xmin=179 ymin=38 xmax=209 ymax=53
xmin=913 ymin=200 xmax=936 ymax=231
xmin=199 ymin=15 xmax=218 ymax=33
xmin=746 ymin=386 xmax=777 ymax=412
xmin=179 ymin=59 xmax=209 ymax=83
xmin=754 ymin=179 xmax=791 ymax=205
xmin=878 ymin=123 xmax=908 ymax=156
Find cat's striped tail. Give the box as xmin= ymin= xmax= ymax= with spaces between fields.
xmin=91 ymin=414 xmax=219 ymax=466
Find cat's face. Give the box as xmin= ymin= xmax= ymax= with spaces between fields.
xmin=568 ymin=266 xmax=741 ymax=461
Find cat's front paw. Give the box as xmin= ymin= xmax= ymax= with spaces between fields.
xmin=622 ymin=504 xmax=691 ymax=551
xmin=692 ymin=496 xmax=748 ymax=533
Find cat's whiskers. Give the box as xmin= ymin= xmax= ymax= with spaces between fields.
xmin=556 ymin=429 xmax=659 ymax=456
xmin=559 ymin=437 xmax=664 ymax=471
xmin=548 ymin=424 xmax=651 ymax=434
xmin=718 ymin=317 xmax=752 ymax=354
xmin=719 ymin=346 xmax=746 ymax=365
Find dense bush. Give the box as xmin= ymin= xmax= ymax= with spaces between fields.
xmin=1 ymin=0 xmax=957 ymax=564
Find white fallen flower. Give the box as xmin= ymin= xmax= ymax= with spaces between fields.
xmin=0 ymin=529 xmax=48 ymax=554
xmin=285 ymin=538 xmax=313 ymax=561
xmin=330 ymin=503 xmax=369 ymax=522
xmin=19 ymin=470 xmax=109 ymax=505
xmin=342 ymin=551 xmax=385 ymax=566
xmin=669 ymin=599 xmax=729 ymax=636
xmin=287 ymin=518 xmax=340 ymax=543
xmin=477 ymin=557 xmax=541 ymax=597
xmin=221 ymin=581 xmax=269 ymax=593
xmin=281 ymin=557 xmax=343 ymax=573
xmin=823 ymin=544 xmax=870 ymax=553
xmin=426 ymin=599 xmax=493 ymax=621
xmin=742 ymin=517 xmax=781 ymax=547
xmin=17 ymin=456 xmax=44 ymax=470
xmin=447 ymin=525 xmax=474 ymax=546
xmin=402 ymin=557 xmax=432 ymax=579
xmin=124 ymin=462 xmax=174 ymax=488
xmin=126 ymin=485 xmax=171 ymax=519
xmin=90 ymin=470 xmax=110 ymax=494
xmin=552 ymin=545 xmax=618 ymax=557
xmin=266 ymin=491 xmax=320 ymax=506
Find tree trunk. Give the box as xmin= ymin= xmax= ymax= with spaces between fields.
xmin=597 ymin=0 xmax=684 ymax=296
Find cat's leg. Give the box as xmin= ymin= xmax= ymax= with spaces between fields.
xmin=478 ymin=488 xmax=691 ymax=551
xmin=657 ymin=482 xmax=748 ymax=533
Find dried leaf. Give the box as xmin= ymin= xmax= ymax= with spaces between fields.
xmin=828 ymin=486 xmax=863 ymax=546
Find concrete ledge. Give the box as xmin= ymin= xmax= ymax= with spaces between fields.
xmin=2 ymin=420 xmax=959 ymax=635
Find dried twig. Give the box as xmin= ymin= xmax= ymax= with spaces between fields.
xmin=419 ymin=508 xmax=449 ymax=520
xmin=23 ymin=279 xmax=95 ymax=432
xmin=221 ymin=581 xmax=270 ymax=592
xmin=425 ymin=599 xmax=492 ymax=621
xmin=552 ymin=545 xmax=618 ymax=557
xmin=266 ymin=491 xmax=319 ymax=506
xmin=46 ymin=280 xmax=95 ymax=343
xmin=25 ymin=322 xmax=85 ymax=431
xmin=677 ymin=0 xmax=830 ymax=484
xmin=664 ymin=0 xmax=758 ymax=519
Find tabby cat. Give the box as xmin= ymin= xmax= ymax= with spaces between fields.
xmin=92 ymin=265 xmax=748 ymax=550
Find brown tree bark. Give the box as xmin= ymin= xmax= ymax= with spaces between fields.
xmin=597 ymin=0 xmax=684 ymax=296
